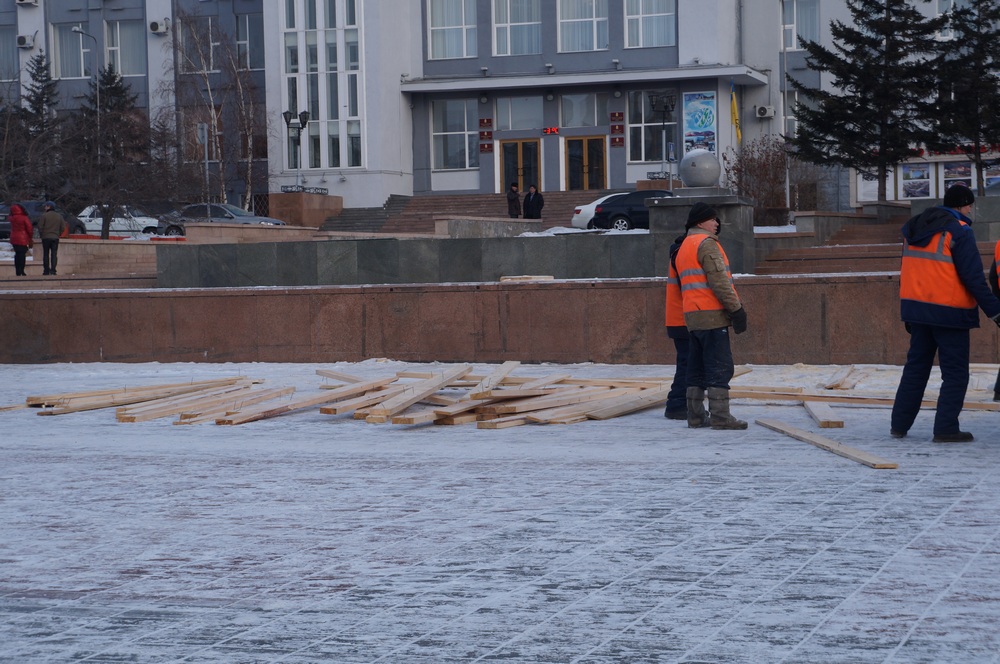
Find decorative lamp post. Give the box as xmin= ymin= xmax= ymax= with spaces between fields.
xmin=72 ymin=26 xmax=100 ymax=166
xmin=650 ymin=93 xmax=677 ymax=192
xmin=282 ymin=110 xmax=311 ymax=190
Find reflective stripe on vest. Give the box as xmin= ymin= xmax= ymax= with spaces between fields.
xmin=676 ymin=233 xmax=734 ymax=314
xmin=899 ymin=226 xmax=976 ymax=309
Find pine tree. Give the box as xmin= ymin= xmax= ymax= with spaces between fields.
xmin=787 ymin=0 xmax=947 ymax=201
xmin=927 ymin=0 xmax=1000 ymax=194
xmin=22 ymin=50 xmax=58 ymax=138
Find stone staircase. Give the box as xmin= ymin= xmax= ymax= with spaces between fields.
xmin=756 ymin=219 xmax=906 ymax=275
xmin=322 ymin=190 xmax=622 ymax=235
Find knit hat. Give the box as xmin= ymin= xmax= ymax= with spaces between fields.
xmin=44 ymin=201 xmax=56 ymax=209
xmin=943 ymin=184 xmax=974 ymax=209
xmin=685 ymin=201 xmax=719 ymax=229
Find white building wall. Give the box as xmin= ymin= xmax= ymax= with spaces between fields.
xmin=145 ymin=0 xmax=175 ymax=122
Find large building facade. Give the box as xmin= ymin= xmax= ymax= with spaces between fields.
xmin=0 ymin=0 xmax=980 ymax=212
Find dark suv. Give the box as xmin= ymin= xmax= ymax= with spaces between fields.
xmin=0 ymin=202 xmax=86 ymax=238
xmin=590 ymin=189 xmax=674 ymax=230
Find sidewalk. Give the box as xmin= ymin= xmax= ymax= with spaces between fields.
xmin=1 ymin=361 xmax=998 ymax=662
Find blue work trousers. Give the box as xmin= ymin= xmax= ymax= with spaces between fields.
xmin=891 ymin=323 xmax=970 ymax=436
xmin=666 ymin=334 xmax=690 ymax=414
xmin=687 ymin=328 xmax=735 ymax=390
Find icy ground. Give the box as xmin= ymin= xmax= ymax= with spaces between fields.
xmin=2 ymin=360 xmax=999 ymax=663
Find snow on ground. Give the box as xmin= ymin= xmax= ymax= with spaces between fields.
xmin=2 ymin=360 xmax=1000 ymax=663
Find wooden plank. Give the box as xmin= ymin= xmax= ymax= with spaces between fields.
xmin=469 ymin=373 xmax=572 ymax=399
xmin=435 ymin=413 xmax=480 ymax=425
xmin=482 ymin=386 xmax=612 ymax=415
xmin=0 ymin=403 xmax=28 ymax=412
xmin=465 ymin=361 xmax=521 ymax=396
xmin=525 ymin=387 xmax=643 ymax=423
xmin=839 ymin=370 xmax=868 ymax=390
xmin=36 ymin=381 xmax=257 ymax=416
xmin=755 ymin=418 xmax=898 ymax=469
xmin=477 ymin=414 xmax=531 ymax=429
xmin=585 ymin=384 xmax=672 ymax=420
xmin=803 ymin=401 xmax=844 ymax=428
xmin=118 ymin=384 xmax=255 ymax=422
xmin=318 ymin=386 xmax=406 ymax=415
xmin=365 ymin=366 xmax=473 ymax=422
xmin=822 ymin=365 xmax=855 ymax=390
xmin=315 ymin=369 xmax=366 ymax=383
xmin=174 ymin=387 xmax=297 ymax=424
xmin=217 ymin=376 xmax=398 ymax=425
xmin=27 ymin=377 xmax=248 ymax=408
xmin=730 ymin=388 xmax=1000 ymax=411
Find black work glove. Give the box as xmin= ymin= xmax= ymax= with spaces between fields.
xmin=730 ymin=307 xmax=748 ymax=335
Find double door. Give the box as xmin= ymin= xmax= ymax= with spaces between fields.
xmin=500 ymin=140 xmax=540 ymax=191
xmin=566 ymin=137 xmax=606 ymax=191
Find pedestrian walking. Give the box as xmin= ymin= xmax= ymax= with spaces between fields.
xmin=891 ymin=184 xmax=1000 ymax=443
xmin=675 ymin=202 xmax=749 ymax=430
xmin=8 ymin=203 xmax=33 ymax=277
xmin=38 ymin=201 xmax=65 ymax=276
xmin=506 ymin=182 xmax=521 ymax=219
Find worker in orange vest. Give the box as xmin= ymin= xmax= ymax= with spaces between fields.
xmin=891 ymin=183 xmax=1000 ymax=443
xmin=989 ymin=237 xmax=1000 ymax=402
xmin=664 ymin=231 xmax=690 ymax=420
xmin=675 ymin=202 xmax=749 ymax=429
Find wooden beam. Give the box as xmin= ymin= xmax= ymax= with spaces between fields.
xmin=480 ymin=386 xmax=612 ymax=415
xmin=174 ymin=387 xmax=297 ymax=424
xmin=822 ymin=365 xmax=855 ymax=390
xmin=217 ymin=376 xmax=398 ymax=425
xmin=365 ymin=366 xmax=473 ymax=423
xmin=27 ymin=377 xmax=249 ymax=408
xmin=526 ymin=387 xmax=644 ymax=423
xmin=803 ymin=401 xmax=844 ymax=428
xmin=465 ymin=361 xmax=521 ymax=396
xmin=477 ymin=414 xmax=531 ymax=429
xmin=730 ymin=388 xmax=1000 ymax=411
xmin=469 ymin=373 xmax=572 ymax=399
xmin=318 ymin=385 xmax=406 ymax=415
xmin=585 ymin=384 xmax=672 ymax=420
xmin=755 ymin=418 xmax=898 ymax=469
xmin=118 ymin=384 xmax=255 ymax=422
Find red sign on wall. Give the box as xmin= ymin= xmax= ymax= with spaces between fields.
xmin=480 ymin=143 xmax=494 ymax=153
xmin=479 ymin=131 xmax=493 ymax=140
xmin=611 ymin=136 xmax=625 ymax=148
xmin=611 ymin=124 xmax=624 ymax=135
xmin=610 ymin=112 xmax=624 ymax=122
xmin=479 ymin=118 xmax=493 ymax=128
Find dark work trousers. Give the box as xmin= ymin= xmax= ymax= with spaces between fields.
xmin=891 ymin=323 xmax=970 ymax=436
xmin=13 ymin=245 xmax=29 ymax=275
xmin=665 ymin=333 xmax=690 ymax=415
xmin=687 ymin=327 xmax=735 ymax=390
xmin=42 ymin=238 xmax=59 ymax=274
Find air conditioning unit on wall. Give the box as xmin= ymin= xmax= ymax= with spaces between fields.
xmin=149 ymin=20 xmax=169 ymax=35
xmin=16 ymin=0 xmax=39 ymax=6
xmin=17 ymin=34 xmax=35 ymax=49
xmin=756 ymin=105 xmax=776 ymax=119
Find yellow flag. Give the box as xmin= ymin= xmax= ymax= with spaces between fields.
xmin=730 ymin=80 xmax=742 ymax=144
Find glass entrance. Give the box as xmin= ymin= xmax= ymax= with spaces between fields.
xmin=566 ymin=137 xmax=606 ymax=190
xmin=501 ymin=140 xmax=540 ymax=191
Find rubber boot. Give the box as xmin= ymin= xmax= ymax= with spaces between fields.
xmin=707 ymin=387 xmax=748 ymax=430
xmin=686 ymin=387 xmax=709 ymax=428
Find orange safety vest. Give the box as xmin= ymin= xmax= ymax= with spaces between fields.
xmin=676 ymin=233 xmax=736 ymax=314
xmin=665 ymin=254 xmax=685 ymax=327
xmin=995 ymin=240 xmax=1000 ymax=277
xmin=899 ymin=224 xmax=976 ymax=310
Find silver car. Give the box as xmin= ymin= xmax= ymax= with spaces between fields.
xmin=158 ymin=203 xmax=286 ymax=236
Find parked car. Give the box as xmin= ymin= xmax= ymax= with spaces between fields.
xmin=77 ymin=205 xmax=160 ymax=236
xmin=158 ymin=203 xmax=286 ymax=236
xmin=570 ymin=193 xmax=626 ymax=229
xmin=0 ymin=201 xmax=85 ymax=238
xmin=589 ymin=190 xmax=674 ymax=230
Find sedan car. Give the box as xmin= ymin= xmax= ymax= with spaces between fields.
xmin=589 ymin=190 xmax=674 ymax=230
xmin=570 ymin=193 xmax=626 ymax=229
xmin=158 ymin=203 xmax=286 ymax=236
xmin=78 ymin=205 xmax=159 ymax=236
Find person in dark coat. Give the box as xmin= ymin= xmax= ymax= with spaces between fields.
xmin=891 ymin=184 xmax=1000 ymax=442
xmin=506 ymin=182 xmax=521 ymax=218
xmin=663 ymin=231 xmax=689 ymax=419
xmin=988 ymin=239 xmax=1000 ymax=401
xmin=523 ymin=185 xmax=544 ymax=219
xmin=8 ymin=203 xmax=34 ymax=277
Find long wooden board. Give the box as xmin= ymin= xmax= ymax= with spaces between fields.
xmin=585 ymin=384 xmax=671 ymax=420
xmin=27 ymin=377 xmax=249 ymax=408
xmin=755 ymin=418 xmax=898 ymax=469
xmin=174 ymin=387 xmax=297 ymax=424
xmin=365 ymin=366 xmax=473 ymax=423
xmin=218 ymin=376 xmax=397 ymax=425
xmin=730 ymin=388 xmax=1000 ymax=411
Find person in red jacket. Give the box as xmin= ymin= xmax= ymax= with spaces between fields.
xmin=891 ymin=184 xmax=1000 ymax=443
xmin=7 ymin=203 xmax=34 ymax=277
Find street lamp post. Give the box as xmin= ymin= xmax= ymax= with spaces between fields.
xmin=282 ymin=110 xmax=311 ymax=190
xmin=72 ymin=26 xmax=100 ymax=166
xmin=650 ymin=93 xmax=677 ymax=192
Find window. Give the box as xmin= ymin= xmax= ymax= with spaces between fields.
xmin=625 ymin=0 xmax=676 ymax=48
xmin=182 ymin=105 xmax=223 ymax=162
xmin=430 ymin=0 xmax=477 ymax=59
xmin=784 ymin=90 xmax=798 ymax=137
xmin=561 ymin=93 xmax=610 ymax=127
xmin=496 ymin=96 xmax=543 ymax=130
xmin=105 ymin=20 xmax=146 ymax=76
xmin=0 ymin=26 xmax=17 ymax=81
xmin=180 ymin=16 xmax=219 ymax=73
xmin=237 ymin=14 xmax=264 ymax=70
xmin=560 ymin=0 xmax=608 ymax=52
xmin=52 ymin=23 xmax=91 ymax=79
xmin=432 ymin=99 xmax=479 ymax=170
xmin=494 ymin=0 xmax=541 ymax=56
xmin=627 ymin=89 xmax=677 ymax=162
xmin=781 ymin=0 xmax=819 ymax=50
xmin=937 ymin=0 xmax=972 ymax=39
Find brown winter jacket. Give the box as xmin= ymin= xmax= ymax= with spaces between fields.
xmin=38 ymin=210 xmax=65 ymax=240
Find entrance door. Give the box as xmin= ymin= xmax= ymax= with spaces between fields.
xmin=566 ymin=137 xmax=606 ymax=191
xmin=501 ymin=139 xmax=540 ymax=191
